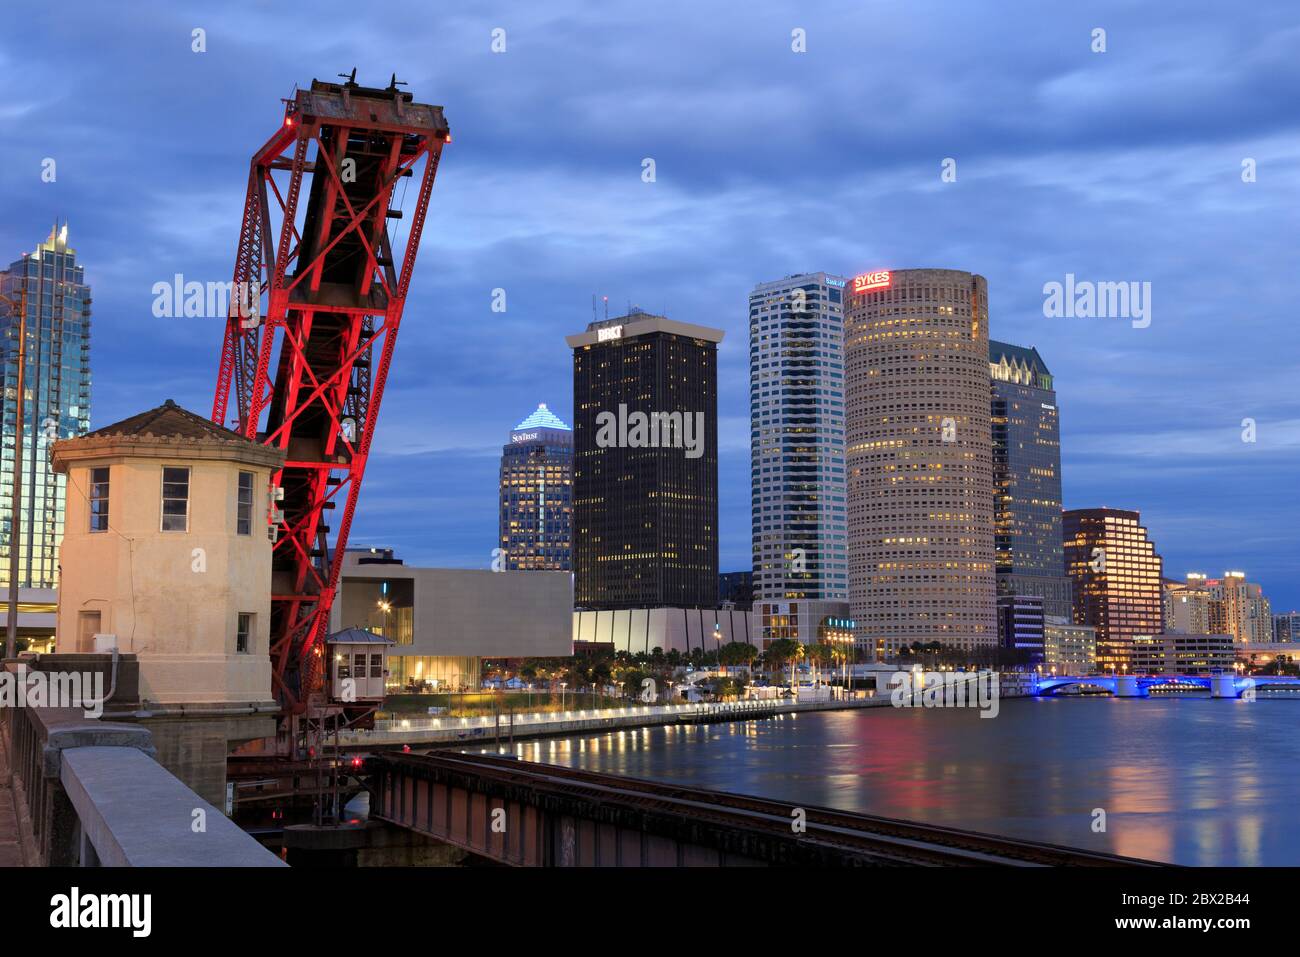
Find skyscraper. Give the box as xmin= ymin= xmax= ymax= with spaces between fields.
xmin=749 ymin=272 xmax=849 ymax=643
xmin=0 ymin=224 xmax=92 ymax=589
xmin=498 ymin=403 xmax=573 ymax=571
xmin=845 ymin=268 xmax=997 ymax=658
xmin=989 ymin=341 xmax=1072 ymax=621
xmin=1205 ymin=571 xmax=1272 ymax=645
xmin=567 ymin=309 xmax=722 ymax=610
xmin=1062 ymin=507 xmax=1164 ymax=671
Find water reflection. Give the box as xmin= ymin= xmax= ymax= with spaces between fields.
xmin=485 ymin=697 xmax=1300 ymax=865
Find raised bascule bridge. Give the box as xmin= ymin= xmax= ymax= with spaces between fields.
xmin=211 ymin=73 xmax=449 ymax=741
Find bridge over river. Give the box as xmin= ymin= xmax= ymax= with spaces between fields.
xmin=366 ymin=750 xmax=1162 ymax=867
xmin=1033 ymin=674 xmax=1300 ymax=698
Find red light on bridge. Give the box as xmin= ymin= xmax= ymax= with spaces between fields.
xmin=852 ymin=270 xmax=891 ymax=293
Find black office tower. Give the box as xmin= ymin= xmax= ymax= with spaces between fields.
xmin=989 ymin=341 xmax=1072 ymax=620
xmin=567 ymin=309 xmax=723 ymax=610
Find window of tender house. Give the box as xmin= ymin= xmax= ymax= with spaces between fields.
xmin=161 ymin=466 xmax=190 ymax=531
xmin=236 ymin=613 xmax=252 ymax=654
xmin=237 ymin=471 xmax=254 ymax=535
xmin=89 ymin=466 xmax=109 ymax=532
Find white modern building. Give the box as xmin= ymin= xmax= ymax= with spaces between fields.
xmin=749 ymin=272 xmax=849 ymax=643
xmin=329 ymin=550 xmax=573 ymax=692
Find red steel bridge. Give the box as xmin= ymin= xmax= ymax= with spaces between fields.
xmin=212 ymin=74 xmax=449 ymax=717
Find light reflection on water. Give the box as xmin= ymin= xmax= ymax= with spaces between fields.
xmin=483 ymin=697 xmax=1300 ymax=866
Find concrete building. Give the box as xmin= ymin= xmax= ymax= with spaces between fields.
xmin=48 ymin=399 xmax=284 ymax=803
xmin=754 ymin=599 xmax=852 ymax=651
xmin=1063 ymin=508 xmax=1163 ymax=672
xmin=989 ymin=341 xmax=1071 ymax=620
xmin=329 ymin=550 xmax=572 ymax=692
xmin=845 ymin=268 xmax=997 ymax=658
xmin=51 ymin=399 xmax=282 ymax=705
xmin=568 ymin=310 xmax=722 ymax=610
xmin=1129 ymin=633 xmax=1235 ymax=676
xmin=498 ymin=403 xmax=573 ymax=570
xmin=1044 ymin=616 xmax=1097 ymax=673
xmin=1 ymin=223 xmax=93 ymax=589
xmin=572 ymin=606 xmax=756 ymax=655
xmin=1206 ymin=572 xmax=1272 ymax=645
xmin=1163 ymin=573 xmax=1213 ymax=634
xmin=1236 ymin=641 xmax=1299 ymax=671
xmin=749 ymin=272 xmax=849 ymax=641
xmin=1274 ymin=611 xmax=1300 ymax=644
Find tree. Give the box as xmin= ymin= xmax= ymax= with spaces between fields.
xmin=719 ymin=641 xmax=758 ymax=675
xmin=766 ymin=638 xmax=804 ymax=689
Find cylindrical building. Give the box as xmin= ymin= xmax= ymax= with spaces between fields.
xmin=845 ymin=268 xmax=996 ymax=658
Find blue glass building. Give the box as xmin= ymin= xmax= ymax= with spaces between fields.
xmin=989 ymin=341 xmax=1071 ymax=621
xmin=498 ymin=403 xmax=573 ymax=571
xmin=0 ymin=224 xmax=92 ymax=588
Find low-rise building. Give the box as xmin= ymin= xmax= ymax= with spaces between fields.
xmin=1235 ymin=641 xmax=1300 ymax=672
xmin=1043 ymin=616 xmax=1096 ymax=673
xmin=329 ymin=550 xmax=572 ymax=692
xmin=1129 ymin=633 xmax=1235 ymax=675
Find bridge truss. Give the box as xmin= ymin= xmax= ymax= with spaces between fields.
xmin=212 ymin=75 xmax=449 ymax=717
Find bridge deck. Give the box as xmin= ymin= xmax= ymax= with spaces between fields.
xmin=370 ymin=751 xmax=1162 ymax=867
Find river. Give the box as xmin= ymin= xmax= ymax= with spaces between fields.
xmin=481 ymin=695 xmax=1300 ymax=865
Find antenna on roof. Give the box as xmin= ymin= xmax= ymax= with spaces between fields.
xmin=338 ymin=68 xmax=358 ymax=86
xmin=387 ymin=73 xmax=408 ymax=92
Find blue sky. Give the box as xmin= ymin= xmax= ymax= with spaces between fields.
xmin=2 ymin=0 xmax=1298 ymax=608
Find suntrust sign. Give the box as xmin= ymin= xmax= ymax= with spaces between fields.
xmin=852 ymin=270 xmax=891 ymax=293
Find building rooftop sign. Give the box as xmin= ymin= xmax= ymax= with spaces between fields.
xmin=851 ymin=270 xmax=892 ymax=294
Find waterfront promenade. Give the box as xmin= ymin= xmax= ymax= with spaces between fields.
xmin=342 ymin=696 xmax=890 ymax=748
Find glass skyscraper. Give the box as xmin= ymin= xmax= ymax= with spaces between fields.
xmin=749 ymin=272 xmax=850 ymax=645
xmin=0 ymin=224 xmax=92 ymax=588
xmin=989 ymin=340 xmax=1072 ymax=621
xmin=498 ymin=403 xmax=573 ymax=570
xmin=1063 ymin=507 xmax=1164 ymax=671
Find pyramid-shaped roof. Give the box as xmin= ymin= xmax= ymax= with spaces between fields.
xmin=513 ymin=403 xmax=570 ymax=432
xmin=51 ymin=399 xmax=286 ymax=473
xmin=88 ymin=399 xmax=251 ymax=441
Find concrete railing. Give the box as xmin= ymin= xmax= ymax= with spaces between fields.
xmin=2 ymin=664 xmax=283 ymax=867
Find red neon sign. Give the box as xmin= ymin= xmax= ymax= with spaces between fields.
xmin=852 ymin=270 xmax=891 ymax=293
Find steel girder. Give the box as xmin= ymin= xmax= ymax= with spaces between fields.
xmin=212 ymin=78 xmax=448 ymax=712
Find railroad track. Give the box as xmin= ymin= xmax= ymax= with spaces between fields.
xmin=381 ymin=750 xmax=1162 ymax=867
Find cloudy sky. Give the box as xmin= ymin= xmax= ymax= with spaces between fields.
xmin=2 ymin=0 xmax=1297 ymax=608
